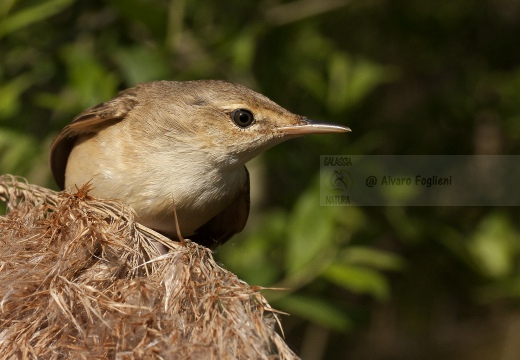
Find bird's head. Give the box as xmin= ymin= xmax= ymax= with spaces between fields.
xmin=128 ymin=80 xmax=351 ymax=168
xmin=50 ymin=80 xmax=351 ymax=188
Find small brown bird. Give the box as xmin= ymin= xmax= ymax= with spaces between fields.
xmin=50 ymin=80 xmax=350 ymax=248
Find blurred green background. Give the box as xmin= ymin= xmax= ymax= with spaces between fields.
xmin=2 ymin=0 xmax=520 ymax=358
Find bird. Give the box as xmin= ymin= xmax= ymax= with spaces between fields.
xmin=49 ymin=80 xmax=350 ymax=248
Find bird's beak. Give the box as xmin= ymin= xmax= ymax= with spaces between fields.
xmin=278 ymin=118 xmax=351 ymax=136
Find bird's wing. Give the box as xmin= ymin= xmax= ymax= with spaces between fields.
xmin=191 ymin=167 xmax=250 ymax=248
xmin=49 ymin=91 xmax=138 ymax=189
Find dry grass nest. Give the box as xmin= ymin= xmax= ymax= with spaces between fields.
xmin=0 ymin=175 xmax=297 ymax=359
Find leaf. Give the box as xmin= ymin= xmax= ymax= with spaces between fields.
xmin=326 ymin=53 xmax=395 ymax=113
xmin=275 ymin=294 xmax=352 ymax=332
xmin=0 ymin=0 xmax=73 ymax=39
xmin=286 ymin=186 xmax=338 ymax=274
xmin=322 ymin=263 xmax=390 ymax=300
xmin=468 ymin=212 xmax=519 ymax=278
xmin=340 ymin=246 xmax=405 ymax=271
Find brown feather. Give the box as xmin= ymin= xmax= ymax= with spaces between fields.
xmin=49 ymin=90 xmax=138 ymax=189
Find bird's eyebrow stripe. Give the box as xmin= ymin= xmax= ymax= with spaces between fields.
xmin=220 ymin=104 xmax=250 ymax=111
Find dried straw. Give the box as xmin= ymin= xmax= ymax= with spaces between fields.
xmin=0 ymin=175 xmax=297 ymax=359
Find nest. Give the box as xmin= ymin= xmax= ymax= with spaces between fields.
xmin=0 ymin=175 xmax=297 ymax=359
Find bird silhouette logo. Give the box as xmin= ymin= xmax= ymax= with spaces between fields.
xmin=326 ymin=169 xmax=352 ymax=194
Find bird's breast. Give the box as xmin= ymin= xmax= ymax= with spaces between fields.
xmin=65 ymin=124 xmax=247 ymax=238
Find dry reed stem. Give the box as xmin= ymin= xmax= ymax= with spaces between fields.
xmin=0 ymin=175 xmax=297 ymax=359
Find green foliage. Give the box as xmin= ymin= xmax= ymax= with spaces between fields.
xmin=286 ymin=188 xmax=340 ymax=274
xmin=469 ymin=212 xmax=519 ymax=278
xmin=276 ymin=294 xmax=352 ymax=332
xmin=219 ymin=182 xmax=400 ymax=330
xmin=0 ymin=0 xmax=73 ymax=39
xmin=2 ymin=0 xmax=520 ymax=358
xmin=0 ymin=74 xmax=32 ymax=119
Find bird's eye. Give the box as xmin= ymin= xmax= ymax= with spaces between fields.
xmin=231 ymin=109 xmax=255 ymax=128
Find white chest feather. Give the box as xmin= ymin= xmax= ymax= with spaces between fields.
xmin=65 ymin=123 xmax=247 ymax=237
